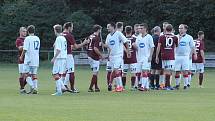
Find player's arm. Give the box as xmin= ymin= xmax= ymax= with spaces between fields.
xmin=19 ymin=39 xmax=28 ymax=61
xmin=148 ymin=36 xmax=155 ymax=62
xmin=155 ymin=43 xmax=161 ymax=64
xmin=72 ymin=38 xmax=89 ymax=50
xmin=200 ymin=50 xmax=205 ymax=63
xmin=190 ymin=38 xmax=197 ymax=60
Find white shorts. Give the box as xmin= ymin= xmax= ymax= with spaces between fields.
xmin=175 ymin=56 xmax=190 ymax=71
xmin=106 ymin=61 xmax=112 ymax=71
xmin=52 ymin=58 xmax=67 ymax=75
xmin=192 ymin=63 xmax=204 ymax=73
xmin=123 ymin=63 xmax=137 ymax=74
xmin=109 ymin=56 xmax=123 ymax=70
xmin=66 ymin=54 xmax=75 ymax=73
xmin=23 ymin=64 xmax=38 ymax=74
xmin=18 ymin=64 xmax=24 ymax=74
xmin=162 ymin=60 xmax=175 ymax=70
xmin=88 ymin=57 xmax=100 ymax=72
xmin=136 ymin=61 xmax=151 ymax=72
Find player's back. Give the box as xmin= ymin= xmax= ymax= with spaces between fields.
xmin=62 ymin=32 xmax=75 ymax=54
xmin=54 ymin=35 xmax=67 ymax=59
xmin=24 ymin=35 xmax=40 ymax=66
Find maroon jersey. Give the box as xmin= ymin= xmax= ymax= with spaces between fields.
xmin=87 ymin=34 xmax=101 ymax=61
xmin=123 ymin=36 xmax=137 ymax=64
xmin=62 ymin=32 xmax=76 ymax=54
xmin=192 ymin=39 xmax=205 ymax=63
xmin=158 ymin=34 xmax=178 ymax=60
xmin=16 ymin=37 xmax=25 ymax=64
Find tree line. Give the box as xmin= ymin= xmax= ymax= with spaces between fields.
xmin=0 ymin=0 xmax=214 ymax=51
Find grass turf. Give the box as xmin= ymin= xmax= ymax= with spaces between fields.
xmin=0 ymin=63 xmax=215 ymax=121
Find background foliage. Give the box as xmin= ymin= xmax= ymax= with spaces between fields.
xmin=0 ymin=0 xmax=214 ymax=51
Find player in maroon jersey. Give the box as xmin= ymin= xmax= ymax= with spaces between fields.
xmin=192 ymin=31 xmax=205 ymax=88
xmin=16 ymin=27 xmax=27 ymax=94
xmin=87 ymin=25 xmax=104 ymax=92
xmin=122 ymin=26 xmax=137 ymax=90
xmin=62 ymin=22 xmax=88 ymax=93
xmin=156 ymin=24 xmax=178 ymax=90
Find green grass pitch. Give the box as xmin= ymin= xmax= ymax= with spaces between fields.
xmin=0 ymin=63 xmax=215 ymax=121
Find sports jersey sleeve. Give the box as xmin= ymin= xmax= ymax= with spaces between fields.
xmin=149 ymin=36 xmax=155 ymax=48
xmin=119 ymin=32 xmax=128 ymax=43
xmin=189 ymin=36 xmax=195 ymax=48
xmin=23 ymin=38 xmax=29 ymax=51
xmin=55 ymin=37 xmax=62 ymax=51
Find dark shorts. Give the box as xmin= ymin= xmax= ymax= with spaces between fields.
xmin=151 ymin=58 xmax=162 ymax=70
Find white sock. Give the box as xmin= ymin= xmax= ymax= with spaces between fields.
xmin=188 ymin=74 xmax=192 ymax=85
xmin=64 ymin=74 xmax=70 ymax=86
xmin=59 ymin=77 xmax=66 ymax=90
xmin=159 ymin=75 xmax=165 ymax=84
xmin=183 ymin=77 xmax=188 ymax=86
xmin=26 ymin=77 xmax=33 ymax=87
xmin=135 ymin=76 xmax=138 ymax=87
xmin=33 ymin=79 xmax=38 ymax=89
xmin=116 ymin=77 xmax=122 ymax=87
xmin=56 ymin=80 xmax=62 ymax=93
xmin=145 ymin=78 xmax=149 ymax=89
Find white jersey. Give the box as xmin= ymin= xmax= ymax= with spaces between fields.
xmin=23 ymin=35 xmax=40 ymax=67
xmin=105 ymin=31 xmax=128 ymax=57
xmin=54 ymin=35 xmax=67 ymax=59
xmin=176 ymin=34 xmax=195 ymax=56
xmin=135 ymin=34 xmax=154 ymax=62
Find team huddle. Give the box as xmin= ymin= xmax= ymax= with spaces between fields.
xmin=16 ymin=21 xmax=205 ymax=95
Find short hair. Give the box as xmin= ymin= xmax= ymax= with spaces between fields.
xmin=109 ymin=22 xmax=116 ymax=28
xmin=163 ymin=22 xmax=169 ymax=25
xmin=166 ymin=24 xmax=173 ymax=32
xmin=125 ymin=26 xmax=132 ymax=34
xmin=92 ymin=24 xmax=102 ymax=32
xmin=27 ymin=25 xmax=35 ymax=34
xmin=63 ymin=22 xmax=73 ymax=29
xmin=198 ymin=31 xmax=204 ymax=36
xmin=180 ymin=24 xmax=188 ymax=30
xmin=134 ymin=24 xmax=140 ymax=28
xmin=53 ymin=24 xmax=62 ymax=33
xmin=139 ymin=23 xmax=148 ymax=30
xmin=116 ymin=22 xmax=123 ymax=29
xmin=153 ymin=26 xmax=161 ymax=33
xmin=19 ymin=27 xmax=26 ymax=32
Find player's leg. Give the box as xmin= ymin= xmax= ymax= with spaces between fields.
xmin=88 ymin=58 xmax=100 ymax=92
xmin=29 ymin=66 xmax=39 ymax=94
xmin=187 ymin=59 xmax=193 ymax=87
xmin=130 ymin=63 xmax=137 ymax=90
xmin=182 ymin=56 xmax=190 ymax=89
xmin=23 ymin=64 xmax=34 ymax=93
xmin=198 ymin=63 xmax=205 ymax=88
xmin=106 ymin=61 xmax=113 ymax=91
xmin=154 ymin=69 xmax=160 ymax=90
xmin=18 ymin=64 xmax=26 ymax=93
xmin=174 ymin=56 xmax=182 ymax=89
xmin=135 ymin=62 xmax=141 ymax=88
xmin=68 ymin=55 xmax=78 ymax=92
xmin=140 ymin=61 xmax=150 ymax=91
xmin=122 ymin=64 xmax=128 ymax=89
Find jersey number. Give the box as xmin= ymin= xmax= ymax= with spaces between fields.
xmin=34 ymin=41 xmax=39 ymax=50
xmin=165 ymin=37 xmax=173 ymax=47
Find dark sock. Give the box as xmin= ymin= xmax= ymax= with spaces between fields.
xmin=69 ymin=73 xmax=75 ymax=90
xmin=107 ymin=71 xmax=111 ymax=86
xmin=94 ymin=75 xmax=99 ymax=89
xmin=131 ymin=76 xmax=136 ymax=87
xmin=89 ymin=75 xmax=96 ymax=89
xmin=122 ymin=76 xmax=126 ymax=87
xmin=150 ymin=74 xmax=155 ymax=87
xmin=19 ymin=78 xmax=24 ymax=89
xmin=199 ymin=73 xmax=204 ymax=85
xmin=155 ymin=74 xmax=160 ymax=87
xmin=165 ymin=74 xmax=171 ymax=87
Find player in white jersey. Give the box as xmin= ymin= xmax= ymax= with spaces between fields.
xmin=20 ymin=25 xmax=40 ymax=94
xmin=105 ymin=22 xmax=130 ymax=92
xmin=133 ymin=23 xmax=155 ymax=91
xmin=51 ymin=24 xmax=67 ymax=96
xmin=174 ymin=24 xmax=197 ymax=90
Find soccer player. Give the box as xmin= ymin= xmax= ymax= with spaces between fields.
xmin=105 ymin=22 xmax=130 ymax=92
xmin=122 ymin=26 xmax=137 ymax=90
xmin=87 ymin=25 xmax=104 ymax=92
xmin=192 ymin=31 xmax=205 ymax=88
xmin=20 ymin=25 xmax=40 ymax=94
xmin=51 ymin=24 xmax=67 ymax=96
xmin=174 ymin=24 xmax=197 ymax=90
xmin=150 ymin=26 xmax=162 ymax=90
xmin=62 ymin=22 xmax=88 ymax=93
xmin=156 ymin=24 xmax=178 ymax=90
xmin=133 ymin=23 xmax=154 ymax=91
xmin=16 ymin=27 xmax=27 ymax=94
